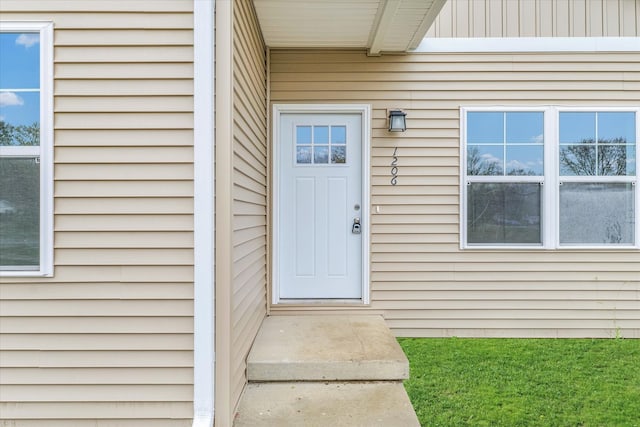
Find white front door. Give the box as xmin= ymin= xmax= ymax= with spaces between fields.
xmin=277 ymin=112 xmax=364 ymax=300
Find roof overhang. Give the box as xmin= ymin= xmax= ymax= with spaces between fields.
xmin=253 ymin=0 xmax=447 ymax=55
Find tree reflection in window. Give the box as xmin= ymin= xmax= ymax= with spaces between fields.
xmin=559 ymin=112 xmax=636 ymax=176
xmin=558 ymin=111 xmax=636 ymax=245
xmin=560 ymin=138 xmax=634 ymax=176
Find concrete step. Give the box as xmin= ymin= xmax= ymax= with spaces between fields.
xmin=234 ymin=381 xmax=420 ymax=427
xmin=247 ymin=315 xmax=409 ymax=382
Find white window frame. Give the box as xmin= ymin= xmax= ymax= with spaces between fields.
xmin=0 ymin=21 xmax=54 ymax=276
xmin=460 ymin=106 xmax=640 ymax=250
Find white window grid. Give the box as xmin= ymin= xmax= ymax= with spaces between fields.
xmin=294 ymin=124 xmax=348 ymax=166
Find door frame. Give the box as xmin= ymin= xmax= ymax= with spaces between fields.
xmin=272 ymin=104 xmax=371 ymax=305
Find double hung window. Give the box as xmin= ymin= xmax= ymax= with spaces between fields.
xmin=462 ymin=107 xmax=638 ymax=249
xmin=0 ymin=22 xmax=53 ymax=275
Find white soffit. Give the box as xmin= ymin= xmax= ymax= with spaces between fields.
xmin=253 ymin=0 xmax=447 ymax=54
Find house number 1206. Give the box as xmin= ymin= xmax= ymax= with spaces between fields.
xmin=391 ymin=147 xmax=398 ymax=186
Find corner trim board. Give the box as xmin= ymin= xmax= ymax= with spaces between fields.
xmin=193 ymin=0 xmax=215 ymax=426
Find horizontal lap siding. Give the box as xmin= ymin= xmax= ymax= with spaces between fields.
xmin=0 ymin=1 xmax=194 ymax=425
xmin=269 ymin=49 xmax=640 ymax=338
xmin=428 ymin=0 xmax=639 ymax=37
xmin=231 ymin=0 xmax=268 ymax=415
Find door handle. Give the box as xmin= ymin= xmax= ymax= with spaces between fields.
xmin=352 ymin=217 xmax=361 ymax=234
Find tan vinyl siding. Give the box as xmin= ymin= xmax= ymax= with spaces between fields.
xmin=230 ymin=0 xmax=268 ymax=418
xmin=0 ymin=1 xmax=194 ymax=425
xmin=427 ymin=0 xmax=640 ymax=37
xmin=269 ymin=49 xmax=640 ymax=338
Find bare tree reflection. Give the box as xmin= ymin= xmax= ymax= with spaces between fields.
xmin=560 ymin=137 xmax=630 ymax=176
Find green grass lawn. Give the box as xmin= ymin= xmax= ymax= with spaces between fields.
xmin=398 ymin=338 xmax=640 ymax=427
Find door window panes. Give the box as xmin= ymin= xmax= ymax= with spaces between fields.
xmin=296 ymin=126 xmax=312 ymax=144
xmin=331 ymin=146 xmax=346 ymax=164
xmin=332 ymin=126 xmax=346 ymax=144
xmin=314 ymin=126 xmax=329 ymax=144
xmin=313 ymin=146 xmax=329 ymax=164
xmin=296 ymin=124 xmax=348 ymax=165
xmin=296 ymin=146 xmax=311 ymax=164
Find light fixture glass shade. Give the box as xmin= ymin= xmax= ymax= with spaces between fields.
xmin=388 ymin=110 xmax=407 ymax=132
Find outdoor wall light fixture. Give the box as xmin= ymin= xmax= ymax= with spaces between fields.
xmin=388 ymin=109 xmax=407 ymax=132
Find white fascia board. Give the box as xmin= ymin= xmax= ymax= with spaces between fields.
xmin=413 ymin=37 xmax=640 ymax=53
xmin=193 ymin=0 xmax=215 ymax=426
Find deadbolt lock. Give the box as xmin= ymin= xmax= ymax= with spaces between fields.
xmin=352 ymin=217 xmax=361 ymax=234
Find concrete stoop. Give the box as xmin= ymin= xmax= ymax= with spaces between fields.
xmin=234 ymin=382 xmax=419 ymax=427
xmin=234 ymin=315 xmax=420 ymax=426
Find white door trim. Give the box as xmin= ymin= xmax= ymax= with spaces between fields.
xmin=272 ymin=104 xmax=371 ymax=305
